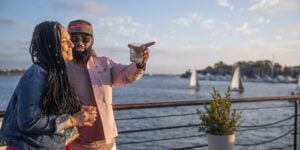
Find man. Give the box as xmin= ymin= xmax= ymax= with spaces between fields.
xmin=66 ymin=19 xmax=153 ymax=150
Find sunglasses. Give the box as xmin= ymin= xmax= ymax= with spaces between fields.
xmin=71 ymin=35 xmax=92 ymax=43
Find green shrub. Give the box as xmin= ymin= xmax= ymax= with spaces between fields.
xmin=197 ymin=88 xmax=241 ymax=135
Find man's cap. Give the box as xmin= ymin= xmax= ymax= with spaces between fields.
xmin=68 ymin=19 xmax=93 ymax=36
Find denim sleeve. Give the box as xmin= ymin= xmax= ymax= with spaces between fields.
xmin=16 ymin=66 xmax=68 ymax=135
xmin=55 ymin=114 xmax=71 ymax=134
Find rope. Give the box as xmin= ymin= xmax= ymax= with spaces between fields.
xmin=117 ymin=134 xmax=206 ymax=145
xmin=119 ymin=116 xmax=293 ymax=134
xmin=116 ymin=112 xmax=196 ymax=121
xmin=236 ymin=129 xmax=293 ymax=146
xmin=172 ymin=144 xmax=208 ymax=150
xmin=237 ymin=124 xmax=293 ymax=132
xmin=240 ymin=115 xmax=294 ymax=128
xmin=119 ymin=124 xmax=199 ymax=134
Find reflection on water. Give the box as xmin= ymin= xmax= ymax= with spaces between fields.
xmin=189 ymin=88 xmax=200 ymax=95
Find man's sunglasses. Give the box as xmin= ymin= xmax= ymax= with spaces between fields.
xmin=71 ymin=35 xmax=92 ymax=43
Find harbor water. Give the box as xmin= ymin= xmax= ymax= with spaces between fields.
xmin=0 ymin=75 xmax=297 ymax=149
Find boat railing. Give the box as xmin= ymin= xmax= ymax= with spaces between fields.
xmin=0 ymin=95 xmax=300 ymax=149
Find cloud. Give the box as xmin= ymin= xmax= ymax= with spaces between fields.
xmin=174 ymin=13 xmax=219 ymax=33
xmin=224 ymin=22 xmax=234 ymax=31
xmin=248 ymin=37 xmax=264 ymax=45
xmin=174 ymin=17 xmax=191 ymax=27
xmin=217 ymin=0 xmax=234 ymax=11
xmin=275 ymin=35 xmax=282 ymax=40
xmin=248 ymin=0 xmax=279 ymax=11
xmin=223 ymin=22 xmax=259 ymax=34
xmin=203 ymin=19 xmax=216 ymax=30
xmin=248 ymin=0 xmax=300 ymax=12
xmin=174 ymin=12 xmax=202 ymax=27
xmin=236 ymin=22 xmax=259 ymax=34
xmin=0 ymin=18 xmax=15 ymax=26
xmin=276 ymin=23 xmax=300 ymax=39
xmin=217 ymin=0 xmax=230 ymax=7
xmin=284 ymin=23 xmax=300 ymax=32
xmin=96 ymin=16 xmax=143 ymax=37
xmin=257 ymin=17 xmax=271 ymax=24
xmin=86 ymin=15 xmax=156 ymax=47
xmin=54 ymin=1 xmax=109 ymax=14
xmin=208 ymin=44 xmax=222 ymax=49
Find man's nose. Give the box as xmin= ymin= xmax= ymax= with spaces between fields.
xmin=75 ymin=39 xmax=84 ymax=46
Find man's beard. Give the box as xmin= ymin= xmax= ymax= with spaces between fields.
xmin=72 ymin=48 xmax=93 ymax=63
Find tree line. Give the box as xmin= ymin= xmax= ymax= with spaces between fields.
xmin=181 ymin=60 xmax=300 ymax=78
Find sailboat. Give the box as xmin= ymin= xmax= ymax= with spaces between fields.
xmin=190 ymin=70 xmax=199 ymax=89
xmin=230 ymin=66 xmax=244 ymax=93
xmin=291 ymin=75 xmax=300 ymax=95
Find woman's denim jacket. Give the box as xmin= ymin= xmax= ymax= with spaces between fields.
xmin=0 ymin=64 xmax=72 ymax=150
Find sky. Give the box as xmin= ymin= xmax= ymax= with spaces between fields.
xmin=0 ymin=0 xmax=299 ymax=74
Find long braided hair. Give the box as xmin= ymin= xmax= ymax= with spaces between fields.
xmin=29 ymin=21 xmax=80 ymax=115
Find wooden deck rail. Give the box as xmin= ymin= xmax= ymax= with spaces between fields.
xmin=0 ymin=96 xmax=300 ymax=117
xmin=113 ymin=95 xmax=300 ymax=110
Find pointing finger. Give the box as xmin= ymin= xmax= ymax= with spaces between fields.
xmin=128 ymin=44 xmax=139 ymax=49
xmin=143 ymin=41 xmax=155 ymax=48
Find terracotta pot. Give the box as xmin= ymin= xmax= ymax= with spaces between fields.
xmin=208 ymin=134 xmax=235 ymax=150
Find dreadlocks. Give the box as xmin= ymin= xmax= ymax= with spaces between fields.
xmin=29 ymin=21 xmax=80 ymax=115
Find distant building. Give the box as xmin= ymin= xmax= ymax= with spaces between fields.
xmin=0 ymin=68 xmax=25 ymax=76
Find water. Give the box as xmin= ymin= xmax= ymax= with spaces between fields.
xmin=0 ymin=75 xmax=296 ymax=104
xmin=0 ymin=75 xmax=20 ymax=111
xmin=113 ymin=75 xmax=296 ymax=104
xmin=0 ymin=75 xmax=297 ymax=149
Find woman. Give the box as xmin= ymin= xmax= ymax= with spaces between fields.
xmin=0 ymin=21 xmax=97 ymax=150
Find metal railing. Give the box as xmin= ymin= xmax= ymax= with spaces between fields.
xmin=113 ymin=96 xmax=300 ymax=150
xmin=1 ymin=95 xmax=300 ymax=149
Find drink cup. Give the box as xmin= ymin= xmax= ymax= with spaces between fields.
xmin=129 ymin=43 xmax=144 ymax=63
xmin=128 ymin=41 xmax=155 ymax=63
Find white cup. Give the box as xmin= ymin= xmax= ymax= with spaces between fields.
xmin=129 ymin=43 xmax=145 ymax=63
xmin=128 ymin=41 xmax=155 ymax=63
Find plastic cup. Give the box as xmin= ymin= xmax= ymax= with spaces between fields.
xmin=128 ymin=41 xmax=155 ymax=63
xmin=129 ymin=43 xmax=144 ymax=63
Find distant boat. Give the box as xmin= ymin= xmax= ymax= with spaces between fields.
xmin=291 ymin=75 xmax=300 ymax=95
xmin=190 ymin=70 xmax=199 ymax=89
xmin=230 ymin=66 xmax=244 ymax=93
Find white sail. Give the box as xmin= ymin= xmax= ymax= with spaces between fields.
xmin=292 ymin=75 xmax=300 ymax=95
xmin=297 ymin=75 xmax=300 ymax=91
xmin=190 ymin=70 xmax=199 ymax=88
xmin=230 ymin=67 xmax=244 ymax=92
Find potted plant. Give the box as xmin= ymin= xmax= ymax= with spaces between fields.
xmin=197 ymin=88 xmax=241 ymax=150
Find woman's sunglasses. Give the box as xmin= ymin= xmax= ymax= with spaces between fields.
xmin=71 ymin=35 xmax=92 ymax=43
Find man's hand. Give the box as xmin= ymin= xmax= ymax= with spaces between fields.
xmin=128 ymin=41 xmax=155 ymax=65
